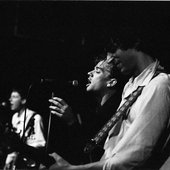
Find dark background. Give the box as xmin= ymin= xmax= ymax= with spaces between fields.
xmin=1 ymin=2 xmax=170 ymax=98
xmin=0 ymin=1 xmax=170 ymax=163
xmin=0 ymin=2 xmax=170 ymax=98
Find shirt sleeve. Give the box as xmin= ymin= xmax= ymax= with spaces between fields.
xmin=103 ymin=75 xmax=170 ymax=170
xmin=26 ymin=114 xmax=46 ymax=148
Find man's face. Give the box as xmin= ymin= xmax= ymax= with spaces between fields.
xmin=9 ymin=91 xmax=23 ymax=111
xmin=114 ymin=48 xmax=136 ymax=75
xmin=86 ymin=60 xmax=112 ymax=93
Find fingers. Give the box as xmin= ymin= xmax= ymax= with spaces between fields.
xmin=48 ymin=97 xmax=68 ymax=117
xmin=49 ymin=152 xmax=70 ymax=167
xmin=50 ymin=97 xmax=66 ymax=106
xmin=49 ymin=101 xmax=63 ymax=110
xmin=49 ymin=104 xmax=64 ymax=117
xmin=50 ymin=109 xmax=63 ymax=117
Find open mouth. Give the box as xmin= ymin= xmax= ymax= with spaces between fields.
xmin=86 ymin=78 xmax=91 ymax=87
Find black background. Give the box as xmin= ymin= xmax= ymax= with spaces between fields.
xmin=0 ymin=2 xmax=170 ymax=98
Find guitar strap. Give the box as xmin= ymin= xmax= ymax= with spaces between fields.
xmin=18 ymin=113 xmax=38 ymax=169
xmin=22 ymin=112 xmax=37 ymax=142
xmin=84 ymin=86 xmax=144 ymax=153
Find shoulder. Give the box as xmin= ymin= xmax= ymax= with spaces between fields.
xmin=34 ymin=114 xmax=42 ymax=121
xmin=150 ymin=73 xmax=170 ymax=88
xmin=144 ymin=73 xmax=170 ymax=97
xmin=27 ymin=109 xmax=42 ymax=121
xmin=12 ymin=112 xmax=17 ymax=118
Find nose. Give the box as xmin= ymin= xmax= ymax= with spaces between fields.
xmin=88 ymin=70 xmax=94 ymax=77
xmin=9 ymin=97 xmax=12 ymax=103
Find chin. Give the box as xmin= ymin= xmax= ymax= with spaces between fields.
xmin=11 ymin=106 xmax=18 ymax=111
xmin=86 ymin=85 xmax=93 ymax=92
xmin=86 ymin=87 xmax=91 ymax=92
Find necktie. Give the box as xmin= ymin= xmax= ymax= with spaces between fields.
xmin=84 ymin=86 xmax=144 ymax=153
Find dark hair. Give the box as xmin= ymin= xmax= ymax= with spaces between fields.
xmin=11 ymin=85 xmax=28 ymax=99
xmin=107 ymin=25 xmax=158 ymax=58
xmin=95 ymin=52 xmax=127 ymax=89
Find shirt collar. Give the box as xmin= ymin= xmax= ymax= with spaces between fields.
xmin=123 ymin=60 xmax=161 ymax=99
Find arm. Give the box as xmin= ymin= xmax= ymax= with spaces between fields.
xmin=4 ymin=152 xmax=18 ymax=169
xmin=49 ymin=162 xmax=105 ymax=170
xmin=49 ymin=152 xmax=106 ymax=170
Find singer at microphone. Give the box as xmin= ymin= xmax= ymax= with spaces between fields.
xmin=47 ymin=52 xmax=126 ymax=165
xmin=3 ymin=85 xmax=46 ymax=169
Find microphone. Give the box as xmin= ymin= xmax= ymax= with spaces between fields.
xmin=0 ymin=101 xmax=8 ymax=108
xmin=68 ymin=80 xmax=79 ymax=87
xmin=41 ymin=79 xmax=79 ymax=87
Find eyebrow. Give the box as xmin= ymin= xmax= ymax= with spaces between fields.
xmin=95 ymin=66 xmax=104 ymax=71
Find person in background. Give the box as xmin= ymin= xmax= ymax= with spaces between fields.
xmin=3 ymin=85 xmax=46 ymax=169
xmin=48 ymin=26 xmax=170 ymax=170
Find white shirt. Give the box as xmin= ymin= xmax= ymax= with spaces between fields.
xmin=11 ymin=108 xmax=46 ymax=147
xmin=102 ymin=61 xmax=170 ymax=170
xmin=5 ymin=109 xmax=46 ymax=165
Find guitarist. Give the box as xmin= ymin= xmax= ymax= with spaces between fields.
xmin=3 ymin=85 xmax=46 ymax=169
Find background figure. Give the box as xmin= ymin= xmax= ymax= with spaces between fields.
xmin=48 ymin=25 xmax=170 ymax=170
xmin=48 ymin=52 xmax=126 ymax=164
xmin=3 ymin=85 xmax=46 ymax=169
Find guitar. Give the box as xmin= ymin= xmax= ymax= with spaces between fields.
xmin=2 ymin=122 xmax=40 ymax=169
xmin=2 ymin=131 xmax=55 ymax=169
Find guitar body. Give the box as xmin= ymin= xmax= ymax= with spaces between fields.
xmin=2 ymin=118 xmax=39 ymax=170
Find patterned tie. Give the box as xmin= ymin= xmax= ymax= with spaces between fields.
xmin=84 ymin=86 xmax=144 ymax=153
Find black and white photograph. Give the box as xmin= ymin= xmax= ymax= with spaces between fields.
xmin=0 ymin=1 xmax=170 ymax=170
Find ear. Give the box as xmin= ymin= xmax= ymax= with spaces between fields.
xmin=107 ymin=78 xmax=117 ymax=88
xmin=21 ymin=99 xmax=27 ymax=105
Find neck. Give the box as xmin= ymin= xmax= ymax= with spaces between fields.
xmin=133 ymin=52 xmax=155 ymax=78
xmin=99 ymin=90 xmax=116 ymax=106
xmin=17 ymin=107 xmax=26 ymax=117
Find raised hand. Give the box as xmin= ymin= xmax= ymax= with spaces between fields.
xmin=49 ymin=97 xmax=75 ymax=125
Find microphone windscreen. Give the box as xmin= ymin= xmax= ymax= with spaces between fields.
xmin=0 ymin=102 xmax=8 ymax=107
xmin=72 ymin=80 xmax=79 ymax=87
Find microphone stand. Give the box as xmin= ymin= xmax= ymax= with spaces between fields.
xmin=22 ymin=83 xmax=33 ymax=142
xmin=23 ymin=79 xmax=54 ymax=154
xmin=46 ymin=92 xmax=54 ymax=153
xmin=21 ymin=78 xmax=44 ymax=142
xmin=16 ymin=82 xmax=56 ymax=167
